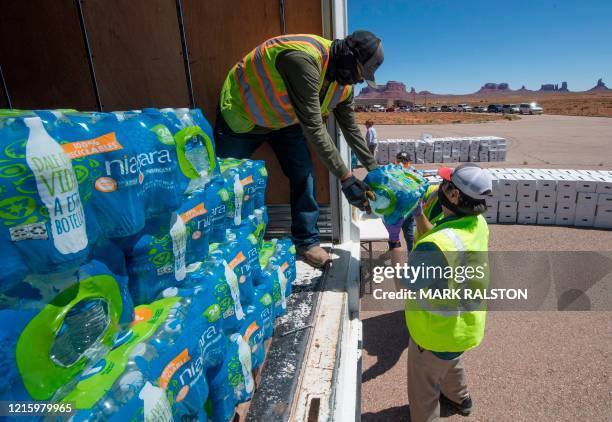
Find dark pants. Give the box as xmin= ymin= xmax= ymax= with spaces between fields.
xmin=215 ymin=115 xmax=319 ymax=251
xmin=402 ymin=218 xmax=415 ymax=251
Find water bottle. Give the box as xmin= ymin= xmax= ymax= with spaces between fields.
xmin=151 ymin=299 xmax=189 ymax=348
xmin=232 ymin=173 xmax=244 ymax=226
xmin=216 ymin=250 xmax=246 ymax=322
xmin=253 ymin=206 xmax=268 ymax=246
xmin=233 ymin=333 xmax=255 ymax=395
xmin=268 ymin=262 xmax=289 ymax=316
xmin=139 ymin=381 xmax=173 ymax=422
xmin=258 ymin=239 xmax=277 ymax=270
xmin=169 ymin=212 xmax=187 ymax=282
xmin=50 ymin=299 xmax=110 ymax=367
xmin=209 ymin=175 xmax=230 ymax=244
xmin=222 ymin=230 xmax=255 ymax=306
xmin=190 ymin=255 xmax=244 ymax=334
xmin=254 ymin=283 xmax=275 ymax=340
xmin=24 ymin=116 xmax=88 ymax=255
xmin=160 ymin=282 xmax=227 ymax=370
xmin=251 ymin=160 xmax=268 ymax=208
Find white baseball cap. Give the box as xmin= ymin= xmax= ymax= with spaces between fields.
xmin=438 ymin=164 xmax=493 ymax=199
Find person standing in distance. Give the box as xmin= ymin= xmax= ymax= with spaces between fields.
xmin=365 ymin=119 xmax=378 ymax=155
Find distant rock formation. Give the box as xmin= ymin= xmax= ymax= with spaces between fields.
xmin=358 ymin=80 xmax=410 ymax=97
xmin=477 ymin=82 xmax=511 ymax=93
xmin=356 ymin=78 xmax=609 ymax=102
xmin=540 ymin=82 xmax=569 ymax=92
xmin=588 ymin=78 xmax=610 ymax=91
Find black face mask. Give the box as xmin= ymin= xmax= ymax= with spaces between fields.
xmin=327 ymin=39 xmax=363 ymax=85
xmin=438 ymin=183 xmax=463 ymax=216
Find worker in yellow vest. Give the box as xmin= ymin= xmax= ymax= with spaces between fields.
xmin=216 ymin=31 xmax=384 ymax=268
xmin=401 ymin=163 xmax=492 ymax=421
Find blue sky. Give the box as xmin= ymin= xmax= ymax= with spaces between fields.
xmin=348 ymin=0 xmax=612 ymax=93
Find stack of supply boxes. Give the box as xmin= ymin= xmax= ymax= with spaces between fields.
xmin=0 ymin=108 xmax=297 ymax=422
xmin=484 ymin=168 xmax=612 ymax=228
xmin=376 ymin=136 xmax=507 ymax=165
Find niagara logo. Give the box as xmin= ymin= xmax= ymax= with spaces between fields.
xmin=104 ymin=150 xmax=173 ymax=176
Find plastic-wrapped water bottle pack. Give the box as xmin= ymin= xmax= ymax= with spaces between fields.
xmin=0 ymin=108 xmax=297 ymax=421
xmin=364 ymin=163 xmax=430 ymax=225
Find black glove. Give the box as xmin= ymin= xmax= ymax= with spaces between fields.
xmin=341 ymin=176 xmax=376 ymax=212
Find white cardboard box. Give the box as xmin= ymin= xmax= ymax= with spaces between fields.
xmin=556 ymin=201 xmax=577 ymax=214
xmin=537 ymin=202 xmax=556 ymax=213
xmin=575 ymin=176 xmax=598 ymax=193
xmin=577 ymin=192 xmax=598 ymax=206
xmin=537 ymin=213 xmax=555 ymax=225
xmin=555 ymin=211 xmax=576 ymax=226
xmin=498 ymin=212 xmax=517 ymax=224
xmin=517 ymin=212 xmax=537 ymax=224
xmin=518 ymin=202 xmax=537 ymax=213
xmin=597 ymin=193 xmax=612 ymax=207
xmin=537 ymin=190 xmax=556 ymax=203
xmin=574 ymin=212 xmax=596 ymax=227
xmin=556 ymin=190 xmax=577 ymax=204
xmin=484 ymin=213 xmax=497 ymax=224
xmin=516 ymin=191 xmax=536 ymax=202
xmin=499 ymin=201 xmax=518 ymax=213
xmin=595 ymin=177 xmax=612 ymax=194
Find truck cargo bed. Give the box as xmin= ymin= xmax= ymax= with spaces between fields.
xmin=246 ymin=241 xmax=362 ymax=422
xmin=246 ymin=261 xmax=325 ymax=421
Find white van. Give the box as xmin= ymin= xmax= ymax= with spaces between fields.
xmin=519 ymin=102 xmax=544 ymax=114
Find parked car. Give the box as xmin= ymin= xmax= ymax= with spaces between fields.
xmin=502 ymin=104 xmax=520 ymax=114
xmin=371 ymin=105 xmax=385 ymax=112
xmin=487 ymin=104 xmax=503 ymax=113
xmin=428 ymin=105 xmax=441 ymax=112
xmin=473 ymin=105 xmax=487 ymax=113
xmin=440 ymin=105 xmax=452 ymax=112
xmin=519 ymin=102 xmax=544 ymax=115
xmin=456 ymin=103 xmax=472 ymax=112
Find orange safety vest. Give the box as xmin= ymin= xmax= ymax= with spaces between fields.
xmin=220 ymin=34 xmax=353 ymax=133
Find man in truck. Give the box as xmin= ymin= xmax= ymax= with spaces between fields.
xmin=215 ymin=30 xmax=384 ymax=268
xmin=400 ymin=163 xmax=492 ymax=421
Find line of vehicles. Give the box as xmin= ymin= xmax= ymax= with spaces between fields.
xmin=364 ymin=102 xmax=544 ymax=114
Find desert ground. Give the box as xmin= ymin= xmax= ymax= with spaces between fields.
xmin=356 ymin=91 xmax=612 ymax=125
xmin=430 ymin=91 xmax=612 ymax=118
xmin=356 ymin=111 xmax=516 ymax=125
xmin=359 ymin=114 xmax=612 ymax=421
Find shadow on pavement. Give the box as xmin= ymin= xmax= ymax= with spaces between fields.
xmin=361 ymin=310 xmax=409 ymax=383
xmin=361 ymin=402 xmax=464 ymax=421
xmin=362 ymin=405 xmax=411 ymax=421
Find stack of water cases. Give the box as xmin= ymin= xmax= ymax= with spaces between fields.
xmin=0 ymin=108 xmax=297 ymax=421
xmin=375 ymin=136 xmax=507 ymax=165
xmin=484 ymin=168 xmax=612 ymax=228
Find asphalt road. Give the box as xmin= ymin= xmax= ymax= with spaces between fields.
xmin=359 ymin=115 xmax=612 ymax=421
xmin=368 ymin=114 xmax=612 ymax=169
